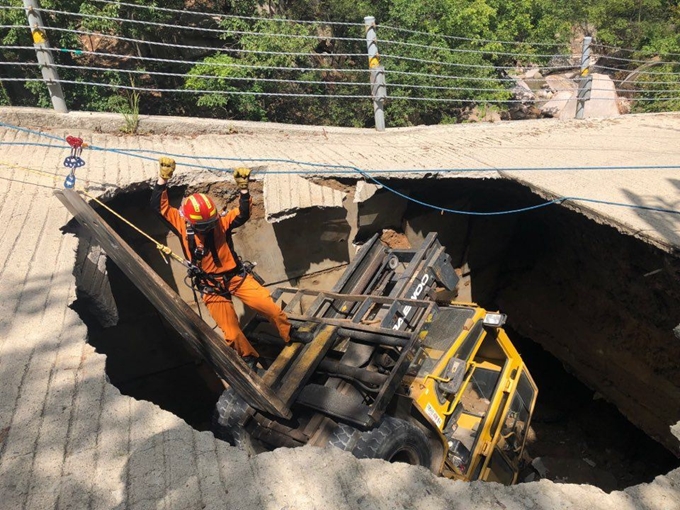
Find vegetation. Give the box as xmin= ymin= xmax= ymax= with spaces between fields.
xmin=1 ymin=0 xmax=679 ymax=126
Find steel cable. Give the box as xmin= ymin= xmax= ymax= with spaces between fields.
xmin=88 ymin=0 xmax=364 ymax=27
xmin=2 ymin=45 xmax=374 ymax=74
xmin=0 ymin=61 xmax=371 ymax=88
xmin=44 ymin=25 xmax=367 ymax=59
xmin=34 ymin=7 xmax=367 ymax=43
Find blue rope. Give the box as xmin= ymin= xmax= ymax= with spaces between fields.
xmin=4 ymin=141 xmax=680 ymax=173
xmin=1 ymin=121 xmax=679 ymax=216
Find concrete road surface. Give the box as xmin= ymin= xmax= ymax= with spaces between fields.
xmin=0 ymin=107 xmax=679 ymax=510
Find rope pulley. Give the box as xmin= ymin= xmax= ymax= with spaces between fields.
xmin=63 ymin=135 xmax=86 ymax=188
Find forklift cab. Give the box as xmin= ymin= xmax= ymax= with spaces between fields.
xmin=409 ymin=306 xmax=538 ymax=484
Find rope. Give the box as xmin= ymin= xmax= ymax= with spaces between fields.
xmin=591 ymin=53 xmax=680 ymax=66
xmin=0 ymin=158 xmax=190 ymax=267
xmin=595 ymin=64 xmax=680 ymax=76
xmin=77 ymin=187 xmax=189 ymax=266
xmin=593 ymin=42 xmax=680 ymax=58
xmin=381 ymin=53 xmax=576 ymax=72
xmin=5 ymin=139 xmax=680 ymax=174
xmin=23 ymin=5 xmax=680 ymax=72
xmin=3 ymin=123 xmax=680 ymax=175
xmin=355 ymin=168 xmax=680 ymax=216
xmin=1 ymin=123 xmax=679 ymax=218
xmin=3 ymin=2 xmax=679 ymax=61
xmin=13 ymin=77 xmax=676 ymax=102
xmin=0 ymin=160 xmax=62 ymax=183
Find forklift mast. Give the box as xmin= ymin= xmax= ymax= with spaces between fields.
xmin=243 ymin=232 xmax=460 ymax=428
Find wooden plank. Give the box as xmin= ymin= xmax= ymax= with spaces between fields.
xmin=262 ymin=342 xmax=303 ymax=389
xmin=54 ymin=189 xmax=291 ymax=419
xmin=277 ymin=324 xmax=338 ymax=405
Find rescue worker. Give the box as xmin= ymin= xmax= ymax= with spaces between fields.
xmin=151 ymin=157 xmax=291 ymax=365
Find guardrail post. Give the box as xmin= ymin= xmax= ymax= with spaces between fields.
xmin=575 ymin=36 xmax=592 ymax=120
xmin=364 ymin=16 xmax=386 ymax=131
xmin=23 ymin=0 xmax=68 ymax=113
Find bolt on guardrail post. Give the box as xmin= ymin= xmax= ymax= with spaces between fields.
xmin=364 ymin=16 xmax=386 ymax=131
xmin=575 ymin=36 xmax=592 ymax=120
xmin=23 ymin=0 xmax=68 ymax=113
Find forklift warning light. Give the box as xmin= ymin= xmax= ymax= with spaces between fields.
xmin=483 ymin=312 xmax=507 ymax=328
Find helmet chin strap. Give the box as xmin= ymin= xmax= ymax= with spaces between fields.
xmin=193 ymin=220 xmax=217 ymax=233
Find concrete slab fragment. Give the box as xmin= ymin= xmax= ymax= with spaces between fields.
xmin=264 ymin=172 xmax=346 ymax=222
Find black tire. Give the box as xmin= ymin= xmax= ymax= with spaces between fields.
xmin=212 ymin=386 xmax=251 ymax=449
xmin=352 ymin=416 xmax=432 ymax=467
xmin=328 ymin=422 xmax=362 ymax=452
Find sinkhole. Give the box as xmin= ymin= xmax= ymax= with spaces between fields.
xmin=68 ymin=177 xmax=680 ymax=492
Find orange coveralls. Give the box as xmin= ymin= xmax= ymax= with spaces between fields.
xmin=151 ymin=184 xmax=291 ymax=357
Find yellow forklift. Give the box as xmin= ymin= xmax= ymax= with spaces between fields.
xmin=57 ymin=189 xmax=537 ymax=485
xmin=216 ymin=233 xmax=538 ymax=484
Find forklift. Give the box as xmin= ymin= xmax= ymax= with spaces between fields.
xmin=215 ymin=232 xmax=538 ymax=484
xmin=57 ymin=189 xmax=537 ymax=484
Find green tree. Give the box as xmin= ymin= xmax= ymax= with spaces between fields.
xmin=2 ymin=0 xmax=679 ymax=123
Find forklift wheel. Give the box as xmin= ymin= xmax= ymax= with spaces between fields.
xmin=212 ymin=386 xmax=252 ymax=451
xmin=328 ymin=422 xmax=362 ymax=452
xmin=352 ymin=416 xmax=432 ymax=467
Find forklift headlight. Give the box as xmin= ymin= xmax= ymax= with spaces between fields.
xmin=483 ymin=312 xmax=507 ymax=328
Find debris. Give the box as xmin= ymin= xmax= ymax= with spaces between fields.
xmin=531 ymin=457 xmax=548 ymax=478
xmin=583 ymin=458 xmax=597 ymax=468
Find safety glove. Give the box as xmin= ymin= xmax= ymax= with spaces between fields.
xmin=159 ymin=157 xmax=176 ymax=180
xmin=233 ymin=167 xmax=251 ymax=190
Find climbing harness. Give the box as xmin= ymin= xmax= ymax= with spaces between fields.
xmin=63 ymin=135 xmax=86 ymax=188
xmin=243 ymin=260 xmax=265 ymax=286
xmin=184 ymin=223 xmax=265 ymax=297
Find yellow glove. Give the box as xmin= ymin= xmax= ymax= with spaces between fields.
xmin=233 ymin=167 xmax=251 ymax=190
xmin=159 ymin=157 xmax=176 ymax=180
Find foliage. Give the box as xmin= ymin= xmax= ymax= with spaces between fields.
xmin=119 ymin=79 xmax=141 ymax=134
xmin=1 ymin=0 xmax=679 ymax=125
xmin=630 ymin=63 xmax=680 ymax=113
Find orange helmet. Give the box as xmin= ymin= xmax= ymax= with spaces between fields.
xmin=181 ymin=193 xmax=218 ymax=232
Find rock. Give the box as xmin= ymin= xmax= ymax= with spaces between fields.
xmin=525 ymin=68 xmax=544 ymax=80
xmin=531 ymin=457 xmax=549 ymax=478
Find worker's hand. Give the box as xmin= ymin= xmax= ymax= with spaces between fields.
xmin=233 ymin=167 xmax=251 ymax=190
xmin=159 ymin=157 xmax=176 ymax=180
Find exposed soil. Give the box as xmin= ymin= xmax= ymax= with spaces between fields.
xmin=512 ymin=329 xmax=678 ymax=491
xmin=380 ymin=228 xmax=411 ymax=249
xmin=187 ymin=180 xmax=267 ymax=220
xmin=494 ymin=196 xmax=680 ymax=452
xmin=398 ymin=177 xmax=680 ymax=455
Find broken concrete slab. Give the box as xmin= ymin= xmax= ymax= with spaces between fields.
xmin=263 ymin=172 xmax=346 ymax=222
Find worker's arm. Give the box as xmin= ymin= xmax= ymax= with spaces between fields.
xmin=222 ymin=189 xmax=251 ymax=230
xmin=222 ymin=167 xmax=252 ymax=229
xmin=150 ymin=157 xmax=183 ymax=231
